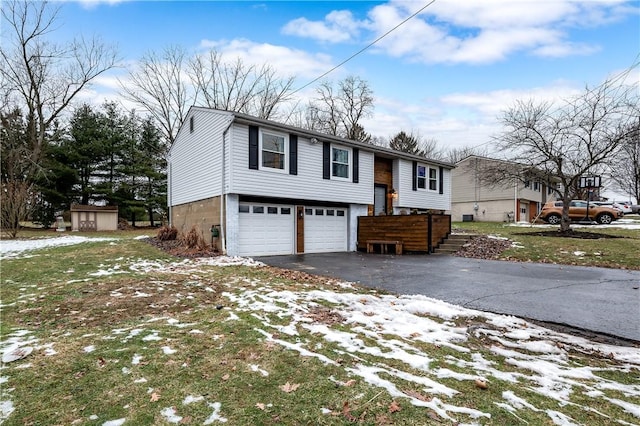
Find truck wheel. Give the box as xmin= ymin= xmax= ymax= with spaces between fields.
xmin=597 ymin=213 xmax=613 ymax=224
xmin=546 ymin=214 xmax=561 ymax=225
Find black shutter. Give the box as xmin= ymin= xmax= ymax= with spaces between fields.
xmin=248 ymin=125 xmax=259 ymax=170
xmin=289 ymin=134 xmax=298 ymax=175
xmin=412 ymin=161 xmax=417 ymax=191
xmin=439 ymin=166 xmax=444 ymax=194
xmin=352 ymin=148 xmax=359 ymax=183
xmin=323 ymin=142 xmax=330 ymax=180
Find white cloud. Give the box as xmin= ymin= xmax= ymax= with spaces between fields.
xmin=73 ymin=0 xmax=128 ymax=9
xmin=282 ymin=10 xmax=364 ymax=43
xmin=362 ymin=81 xmax=588 ymax=153
xmin=198 ymin=38 xmax=334 ymax=80
xmin=286 ymin=0 xmax=635 ymax=64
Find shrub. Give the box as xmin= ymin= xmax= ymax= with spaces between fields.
xmin=180 ymin=225 xmax=206 ymax=249
xmin=157 ymin=225 xmax=178 ymax=241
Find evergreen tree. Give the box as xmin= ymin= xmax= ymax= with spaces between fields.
xmin=389 ymin=131 xmax=422 ymax=156
xmin=138 ymin=117 xmax=168 ymax=225
xmin=67 ymin=104 xmax=108 ymax=204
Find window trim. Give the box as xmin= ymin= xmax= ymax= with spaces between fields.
xmin=331 ymin=145 xmax=351 ymax=181
xmin=428 ymin=167 xmax=438 ymax=191
xmin=259 ymin=129 xmax=288 ymax=173
xmin=417 ymin=165 xmax=426 ymax=189
xmin=415 ymin=163 xmax=438 ymax=192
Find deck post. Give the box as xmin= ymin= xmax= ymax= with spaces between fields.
xmin=427 ymin=213 xmax=433 ymax=253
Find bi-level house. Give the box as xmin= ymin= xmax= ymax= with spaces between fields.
xmin=451 ymin=155 xmax=558 ymax=223
xmin=168 ymin=107 xmax=454 ymax=257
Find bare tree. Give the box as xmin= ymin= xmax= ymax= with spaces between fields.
xmin=490 ymin=72 xmax=638 ymax=231
xmin=0 ymin=0 xmax=118 ymax=236
xmin=608 ymin=117 xmax=640 ymax=203
xmin=120 ymin=47 xmax=296 ymax=146
xmin=446 ymin=145 xmax=488 ymax=164
xmin=306 ymin=76 xmax=374 ymax=142
xmin=188 ymin=50 xmax=295 ymax=120
xmin=119 ymin=45 xmax=190 ymax=146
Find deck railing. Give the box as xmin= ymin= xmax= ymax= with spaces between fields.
xmin=357 ymin=214 xmax=451 ymax=253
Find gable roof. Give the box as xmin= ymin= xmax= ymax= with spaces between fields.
xmin=180 ymin=106 xmax=455 ymax=169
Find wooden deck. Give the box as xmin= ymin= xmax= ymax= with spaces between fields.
xmin=357 ymin=214 xmax=451 ymax=253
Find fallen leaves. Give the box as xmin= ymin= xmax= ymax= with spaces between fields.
xmin=279 ymin=382 xmax=300 ymax=393
xmin=388 ymin=400 xmax=401 ymax=413
xmin=150 ymin=392 xmax=161 ymax=402
xmin=342 ymin=401 xmax=357 ymax=422
xmin=404 ymin=389 xmax=432 ymax=402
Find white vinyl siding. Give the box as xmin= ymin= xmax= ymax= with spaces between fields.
xmin=230 ymin=123 xmax=373 ymax=205
xmin=396 ymin=159 xmax=451 ymax=211
xmin=169 ymin=109 xmax=232 ymax=206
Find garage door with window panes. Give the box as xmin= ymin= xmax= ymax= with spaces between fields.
xmin=304 ymin=207 xmax=348 ymax=253
xmin=238 ymin=203 xmax=294 ymax=256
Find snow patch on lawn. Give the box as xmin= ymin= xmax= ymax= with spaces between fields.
xmin=0 ymin=236 xmax=117 ymax=259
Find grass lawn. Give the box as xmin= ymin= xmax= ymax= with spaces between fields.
xmin=1 ymin=231 xmax=639 ymax=425
xmin=453 ymin=217 xmax=640 ymax=270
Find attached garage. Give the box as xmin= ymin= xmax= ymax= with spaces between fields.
xmin=236 ymin=202 xmax=348 ymax=256
xmin=237 ymin=203 xmax=295 ymax=256
xmin=303 ymin=206 xmax=348 ymax=253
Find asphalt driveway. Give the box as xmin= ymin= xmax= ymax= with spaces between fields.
xmin=256 ymin=253 xmax=640 ymax=343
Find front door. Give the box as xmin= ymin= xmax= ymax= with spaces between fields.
xmin=374 ymin=184 xmax=387 ymax=216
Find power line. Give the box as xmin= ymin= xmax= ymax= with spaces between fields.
xmin=290 ymin=0 xmax=437 ymax=96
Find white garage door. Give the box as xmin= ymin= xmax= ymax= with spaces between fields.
xmin=238 ymin=203 xmax=294 ymax=256
xmin=304 ymin=206 xmax=348 ymax=253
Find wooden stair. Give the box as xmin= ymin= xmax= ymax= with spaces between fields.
xmin=432 ymin=233 xmax=478 ymax=255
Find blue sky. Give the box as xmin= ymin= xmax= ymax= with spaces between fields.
xmin=47 ymin=0 xmax=639 ymax=156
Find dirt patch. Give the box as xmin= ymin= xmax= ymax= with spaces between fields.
xmin=514 ymin=230 xmax=624 ymax=239
xmin=305 ymin=306 xmax=345 ymax=325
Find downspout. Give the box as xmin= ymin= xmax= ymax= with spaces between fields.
xmin=220 ymin=118 xmax=233 ymax=255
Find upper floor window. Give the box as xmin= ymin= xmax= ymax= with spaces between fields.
xmin=416 ymin=164 xmax=438 ymax=191
xmin=417 ymin=166 xmax=426 ymax=189
xmin=260 ymin=131 xmax=287 ymax=171
xmin=332 ymin=146 xmax=350 ymax=179
xmin=429 ymin=167 xmax=438 ymax=191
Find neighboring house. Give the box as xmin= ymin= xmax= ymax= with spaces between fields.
xmin=168 ymin=107 xmax=454 ymax=257
xmin=451 ymin=155 xmax=558 ymax=223
xmin=70 ymin=204 xmax=119 ymax=231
